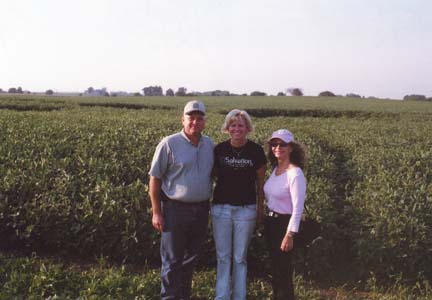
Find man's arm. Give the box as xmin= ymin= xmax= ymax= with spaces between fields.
xmin=149 ymin=176 xmax=164 ymax=232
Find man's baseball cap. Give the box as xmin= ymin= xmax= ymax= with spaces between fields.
xmin=183 ymin=100 xmax=206 ymax=115
xmin=268 ymin=129 xmax=294 ymax=143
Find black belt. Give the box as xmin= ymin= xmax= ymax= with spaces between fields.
xmin=165 ymin=199 xmax=209 ymax=206
xmin=161 ymin=191 xmax=208 ymax=206
xmin=266 ymin=211 xmax=291 ymax=218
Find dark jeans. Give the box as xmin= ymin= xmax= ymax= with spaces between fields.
xmin=264 ymin=214 xmax=295 ymax=300
xmin=160 ymin=199 xmax=209 ymax=300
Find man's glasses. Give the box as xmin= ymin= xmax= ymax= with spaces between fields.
xmin=269 ymin=142 xmax=289 ymax=148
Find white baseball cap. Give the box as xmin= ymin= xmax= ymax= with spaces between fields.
xmin=183 ymin=100 xmax=206 ymax=115
xmin=269 ymin=129 xmax=294 ymax=143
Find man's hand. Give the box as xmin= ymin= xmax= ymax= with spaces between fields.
xmin=152 ymin=212 xmax=164 ymax=232
xmin=149 ymin=176 xmax=164 ymax=232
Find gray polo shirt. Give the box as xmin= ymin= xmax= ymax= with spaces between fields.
xmin=149 ymin=131 xmax=214 ymax=202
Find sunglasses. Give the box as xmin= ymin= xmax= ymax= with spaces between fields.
xmin=269 ymin=142 xmax=289 ymax=148
xmin=184 ymin=115 xmax=205 ymax=122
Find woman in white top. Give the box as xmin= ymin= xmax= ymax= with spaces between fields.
xmin=263 ymin=129 xmax=307 ymax=300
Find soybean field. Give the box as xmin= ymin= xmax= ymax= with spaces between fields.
xmin=1 ymin=95 xmax=431 ymax=299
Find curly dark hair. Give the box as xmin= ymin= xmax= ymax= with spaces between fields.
xmin=267 ymin=141 xmax=308 ymax=169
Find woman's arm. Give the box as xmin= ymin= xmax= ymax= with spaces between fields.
xmin=281 ymin=170 xmax=306 ymax=251
xmin=256 ymin=165 xmax=266 ymax=224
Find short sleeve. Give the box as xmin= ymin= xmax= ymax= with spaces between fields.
xmin=148 ymin=139 xmax=170 ymax=179
xmin=213 ymin=143 xmax=222 ymax=169
xmin=255 ymin=145 xmax=267 ymax=170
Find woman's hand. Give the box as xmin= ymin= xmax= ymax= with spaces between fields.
xmin=280 ymin=233 xmax=294 ymax=252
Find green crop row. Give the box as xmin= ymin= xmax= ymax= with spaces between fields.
xmin=3 ymin=94 xmax=432 ymax=114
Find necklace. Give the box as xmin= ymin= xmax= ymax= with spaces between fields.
xmin=230 ymin=139 xmax=247 ymax=157
xmin=231 ymin=145 xmax=246 ymax=157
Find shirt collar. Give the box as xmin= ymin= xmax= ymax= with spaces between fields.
xmin=181 ymin=130 xmax=202 ymax=146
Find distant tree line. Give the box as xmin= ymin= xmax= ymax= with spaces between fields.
xmin=2 ymin=85 xmax=431 ymax=101
xmin=288 ymin=88 xmax=304 ymax=96
xmin=250 ymin=91 xmax=267 ymax=96
xmin=346 ymin=93 xmax=361 ymax=98
xmin=142 ymin=86 xmax=163 ymax=96
xmin=7 ymin=87 xmax=24 ymax=94
xmin=403 ymin=94 xmax=432 ymax=102
xmin=175 ymin=87 xmax=187 ymax=96
xmin=319 ymin=91 xmax=336 ymax=97
xmin=166 ymin=88 xmax=174 ymax=96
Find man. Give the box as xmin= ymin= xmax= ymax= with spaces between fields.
xmin=148 ymin=100 xmax=214 ymax=300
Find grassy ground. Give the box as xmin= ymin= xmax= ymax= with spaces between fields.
xmin=1 ymin=253 xmax=431 ymax=300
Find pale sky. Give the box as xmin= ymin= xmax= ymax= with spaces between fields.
xmin=1 ymin=0 xmax=431 ymax=99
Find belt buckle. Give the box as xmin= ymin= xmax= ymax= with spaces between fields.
xmin=268 ymin=211 xmax=278 ymax=218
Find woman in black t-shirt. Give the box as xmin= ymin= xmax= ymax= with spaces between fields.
xmin=212 ymin=109 xmax=267 ymax=300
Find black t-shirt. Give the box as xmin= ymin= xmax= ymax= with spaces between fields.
xmin=213 ymin=140 xmax=267 ymax=206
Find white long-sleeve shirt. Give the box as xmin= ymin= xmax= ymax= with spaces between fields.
xmin=264 ymin=166 xmax=306 ymax=233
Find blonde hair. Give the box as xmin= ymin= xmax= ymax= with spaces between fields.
xmin=221 ymin=109 xmax=254 ymax=133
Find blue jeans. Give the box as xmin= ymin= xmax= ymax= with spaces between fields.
xmin=211 ymin=204 xmax=257 ymax=300
xmin=160 ymin=199 xmax=209 ymax=300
